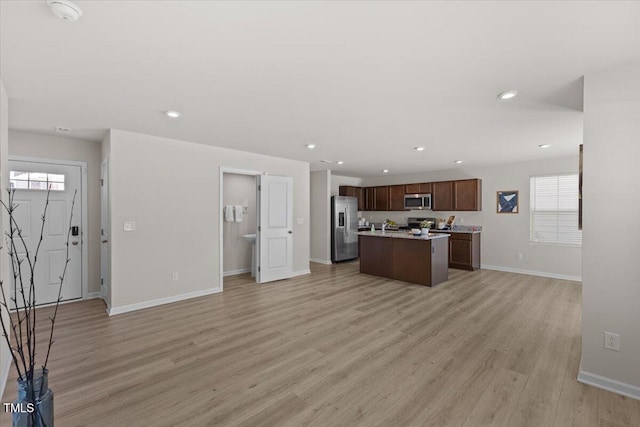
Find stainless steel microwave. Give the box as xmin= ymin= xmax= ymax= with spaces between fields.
xmin=404 ymin=193 xmax=432 ymax=210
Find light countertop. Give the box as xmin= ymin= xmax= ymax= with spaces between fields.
xmin=430 ymin=229 xmax=482 ymax=234
xmin=358 ymin=231 xmax=450 ymax=240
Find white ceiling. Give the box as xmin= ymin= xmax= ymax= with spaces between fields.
xmin=1 ymin=1 xmax=639 ymax=178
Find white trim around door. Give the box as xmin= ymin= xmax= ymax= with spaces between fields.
xmin=8 ymin=156 xmax=89 ymax=300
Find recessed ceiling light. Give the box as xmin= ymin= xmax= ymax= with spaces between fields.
xmin=337 ymin=161 xmax=344 ymax=165
xmin=306 ymin=144 xmax=316 ymax=149
xmin=538 ymin=144 xmax=552 ymax=148
xmin=414 ymin=147 xmax=425 ymax=151
xmin=382 ymin=169 xmax=389 ymax=173
xmin=454 ymin=160 xmax=463 ymax=164
xmin=166 ymin=111 xmax=181 ymax=118
xmin=497 ymin=90 xmax=518 ymax=100
xmin=47 ymin=0 xmax=83 ymax=22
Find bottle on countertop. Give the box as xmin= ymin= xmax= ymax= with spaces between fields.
xmin=371 ymin=223 xmax=375 ymax=232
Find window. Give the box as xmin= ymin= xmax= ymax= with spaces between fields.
xmin=10 ymin=171 xmax=65 ymax=191
xmin=530 ymin=174 xmax=582 ymax=245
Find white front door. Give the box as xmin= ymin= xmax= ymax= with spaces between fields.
xmin=8 ymin=160 xmax=83 ymax=307
xmin=258 ymin=175 xmax=293 ymax=283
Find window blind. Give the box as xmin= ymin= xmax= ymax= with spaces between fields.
xmin=530 ymin=174 xmax=582 ymax=245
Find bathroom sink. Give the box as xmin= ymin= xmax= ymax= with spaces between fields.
xmin=242 ymin=234 xmax=257 ymax=243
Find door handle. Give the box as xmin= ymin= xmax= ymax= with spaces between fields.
xmin=288 ymin=230 xmax=293 ymax=234
xmin=72 ymin=241 xmax=79 ymax=246
xmin=102 ymin=240 xmax=109 ymax=243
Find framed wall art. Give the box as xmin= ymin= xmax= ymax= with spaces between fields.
xmin=497 ymin=190 xmax=519 ymax=213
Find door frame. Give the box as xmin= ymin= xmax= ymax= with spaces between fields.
xmin=219 ymin=167 xmax=262 ymax=291
xmin=8 ymin=156 xmax=89 ymax=300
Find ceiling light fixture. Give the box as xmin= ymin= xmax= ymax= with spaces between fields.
xmin=337 ymin=161 xmax=344 ymax=165
xmin=382 ymin=169 xmax=389 ymax=173
xmin=166 ymin=111 xmax=181 ymax=118
xmin=454 ymin=160 xmax=463 ymax=164
xmin=47 ymin=0 xmax=83 ymax=22
xmin=497 ymin=90 xmax=518 ymax=100
xmin=538 ymin=144 xmax=552 ymax=148
xmin=415 ymin=147 xmax=425 ymax=151
xmin=306 ymin=144 xmax=316 ymax=149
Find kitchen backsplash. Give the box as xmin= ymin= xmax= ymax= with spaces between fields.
xmin=360 ymin=210 xmax=482 ymax=231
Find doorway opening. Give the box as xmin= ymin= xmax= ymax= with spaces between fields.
xmin=221 ymin=171 xmax=259 ymax=289
xmin=219 ymin=168 xmax=295 ymax=290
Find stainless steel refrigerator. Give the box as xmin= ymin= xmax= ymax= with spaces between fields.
xmin=331 ymin=196 xmax=359 ymax=262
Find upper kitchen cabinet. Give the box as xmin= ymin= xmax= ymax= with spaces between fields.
xmin=374 ymin=186 xmax=390 ymax=211
xmin=453 ymin=179 xmax=482 ymax=211
xmin=432 ymin=181 xmax=454 ymax=211
xmin=364 ymin=187 xmax=375 ymax=211
xmin=405 ymin=182 xmax=432 ymax=194
xmin=339 ymin=185 xmax=365 ymax=210
xmin=389 ymin=185 xmax=406 ymax=211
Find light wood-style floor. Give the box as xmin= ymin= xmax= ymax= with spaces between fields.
xmin=2 ymin=262 xmax=640 ymax=426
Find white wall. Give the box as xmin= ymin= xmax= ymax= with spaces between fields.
xmin=310 ymin=170 xmax=331 ymax=263
xmin=106 ymin=129 xmax=309 ymax=313
xmin=223 ymin=174 xmax=257 ymax=274
xmin=359 ymin=156 xmax=582 ymax=280
xmin=580 ymin=62 xmax=640 ymax=398
xmin=331 ymin=174 xmax=362 ymax=196
xmin=8 ymin=130 xmax=102 ymax=294
xmin=0 ymin=78 xmax=11 ymax=399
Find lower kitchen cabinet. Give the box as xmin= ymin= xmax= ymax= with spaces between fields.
xmin=431 ymin=231 xmax=481 ymax=270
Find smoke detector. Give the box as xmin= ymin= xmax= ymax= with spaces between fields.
xmin=47 ymin=0 xmax=83 ymax=22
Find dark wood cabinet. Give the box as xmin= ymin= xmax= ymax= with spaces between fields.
xmin=431 ymin=231 xmax=481 ymax=270
xmin=364 ymin=187 xmax=375 ymax=211
xmin=432 ymin=181 xmax=454 ymax=211
xmin=342 ymin=178 xmax=481 ymax=212
xmin=389 ymin=185 xmax=406 ymax=211
xmin=453 ymin=179 xmax=482 ymax=211
xmin=339 ymin=185 xmax=365 ymax=211
xmin=359 ymin=234 xmax=449 ymax=287
xmin=373 ymin=186 xmax=390 ymax=211
xmin=405 ymin=182 xmax=432 ymax=194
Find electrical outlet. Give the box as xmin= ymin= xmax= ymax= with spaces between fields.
xmin=604 ymin=332 xmax=620 ymax=351
xmin=458 ymin=217 xmax=464 ymax=223
xmin=172 ymin=272 xmax=179 ymax=281
xmin=516 ymin=252 xmax=523 ymax=260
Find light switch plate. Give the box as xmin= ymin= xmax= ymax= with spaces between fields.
xmin=297 ymin=218 xmax=304 ymax=225
xmin=123 ymin=221 xmax=136 ymax=232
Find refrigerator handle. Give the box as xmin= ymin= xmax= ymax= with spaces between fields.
xmin=344 ymin=207 xmax=349 ymax=234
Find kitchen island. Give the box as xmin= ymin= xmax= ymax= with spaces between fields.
xmin=358 ymin=231 xmax=450 ymax=287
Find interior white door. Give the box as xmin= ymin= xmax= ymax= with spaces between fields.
xmin=8 ymin=160 xmax=82 ymax=307
xmin=258 ymin=175 xmax=293 ymax=283
xmin=100 ymin=160 xmax=111 ymax=304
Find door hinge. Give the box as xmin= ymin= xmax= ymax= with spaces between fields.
xmin=258 ymin=185 xmax=261 ymax=191
xmin=101 ymin=228 xmax=104 ymax=236
xmin=100 ymin=179 xmax=104 ymax=186
xmin=258 ymin=266 xmax=260 ymax=272
xmin=101 ymin=278 xmax=104 ymax=285
xmin=258 ymin=226 xmax=261 ymax=231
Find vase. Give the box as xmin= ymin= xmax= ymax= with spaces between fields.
xmin=12 ymin=369 xmax=54 ymax=427
xmin=422 ymin=228 xmax=430 ymax=235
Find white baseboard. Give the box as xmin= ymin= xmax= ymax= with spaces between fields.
xmin=0 ymin=340 xmax=12 ymax=400
xmin=481 ymin=264 xmax=582 ymax=282
xmin=85 ymin=292 xmax=102 ymax=300
xmin=223 ymin=268 xmax=251 ymax=277
xmin=108 ymin=287 xmax=222 ymax=316
xmin=291 ymin=269 xmax=311 ymax=278
xmin=578 ymin=369 xmax=640 ymax=400
xmin=310 ymin=258 xmax=332 ymax=265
